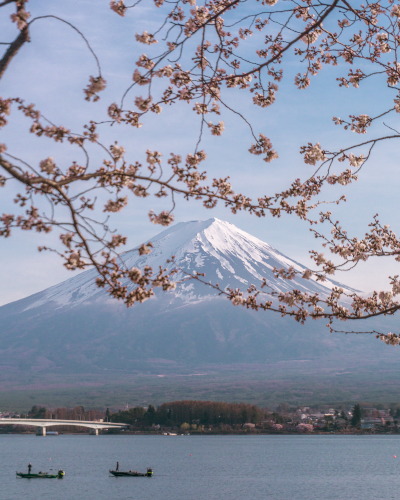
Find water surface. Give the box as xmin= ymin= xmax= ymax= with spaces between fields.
xmin=1 ymin=434 xmax=400 ymax=499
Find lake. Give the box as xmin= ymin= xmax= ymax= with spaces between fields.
xmin=1 ymin=434 xmax=400 ymax=499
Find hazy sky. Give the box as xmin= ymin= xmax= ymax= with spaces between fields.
xmin=1 ymin=0 xmax=400 ymax=306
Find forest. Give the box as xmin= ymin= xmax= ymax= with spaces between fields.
xmin=110 ymin=400 xmax=266 ymax=428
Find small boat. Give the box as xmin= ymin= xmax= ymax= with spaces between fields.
xmin=110 ymin=467 xmax=153 ymax=477
xmin=16 ymin=469 xmax=65 ymax=479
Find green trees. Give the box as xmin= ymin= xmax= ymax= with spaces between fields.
xmin=351 ymin=404 xmax=362 ymax=428
xmin=144 ymin=405 xmax=156 ymax=425
xmin=110 ymin=401 xmax=268 ymax=428
xmin=27 ymin=406 xmax=46 ymax=419
xmin=111 ymin=406 xmax=146 ymax=425
xmin=157 ymin=401 xmax=266 ymax=427
xmin=271 ymin=412 xmax=286 ymax=424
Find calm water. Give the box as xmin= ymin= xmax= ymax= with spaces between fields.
xmin=1 ymin=434 xmax=400 ymax=499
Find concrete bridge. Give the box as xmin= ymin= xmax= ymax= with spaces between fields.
xmin=0 ymin=418 xmax=129 ymax=435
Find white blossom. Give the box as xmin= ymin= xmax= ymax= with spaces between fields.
xmin=208 ymin=121 xmax=225 ymax=136
xmin=39 ymin=157 xmax=56 ymax=174
xmin=84 ymin=76 xmax=106 ymax=102
xmin=348 ymin=153 xmax=364 ymax=168
xmin=110 ymin=143 xmax=126 ymax=161
xmin=303 ymin=143 xmax=326 ymax=165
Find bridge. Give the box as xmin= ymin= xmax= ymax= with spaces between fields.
xmin=0 ymin=418 xmax=129 ymax=435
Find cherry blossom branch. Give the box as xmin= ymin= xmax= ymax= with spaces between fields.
xmin=0 ymin=0 xmax=17 ymax=7
xmin=29 ymin=15 xmax=102 ymax=76
xmin=2 ymin=0 xmax=400 ymax=345
xmin=0 ymin=25 xmax=29 ymax=79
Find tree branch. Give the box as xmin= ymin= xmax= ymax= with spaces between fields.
xmin=0 ymin=0 xmax=16 ymax=7
xmin=0 ymin=25 xmax=29 ymax=80
xmin=226 ymin=0 xmax=340 ymax=80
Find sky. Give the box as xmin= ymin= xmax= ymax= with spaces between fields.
xmin=1 ymin=0 xmax=400 ymax=306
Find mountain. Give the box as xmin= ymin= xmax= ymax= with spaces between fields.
xmin=14 ymin=217 xmax=357 ymax=311
xmin=0 ymin=218 xmax=399 ymax=403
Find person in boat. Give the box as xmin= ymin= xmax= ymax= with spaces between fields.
xmin=28 ymin=463 xmax=32 ymax=474
xmin=116 ymin=462 xmax=119 ymax=472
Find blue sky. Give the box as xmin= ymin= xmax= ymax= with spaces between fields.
xmin=1 ymin=0 xmax=400 ymax=306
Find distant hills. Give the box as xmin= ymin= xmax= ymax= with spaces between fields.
xmin=0 ymin=218 xmax=399 ymax=406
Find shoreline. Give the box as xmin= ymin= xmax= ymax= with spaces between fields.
xmin=0 ymin=430 xmax=395 ymax=436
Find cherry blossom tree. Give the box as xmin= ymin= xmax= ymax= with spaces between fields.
xmin=296 ymin=423 xmax=314 ymax=432
xmin=2 ymin=0 xmax=400 ymax=344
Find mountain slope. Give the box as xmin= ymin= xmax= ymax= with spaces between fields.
xmin=15 ymin=218 xmax=357 ymax=313
xmin=0 ymin=218 xmax=398 ymax=391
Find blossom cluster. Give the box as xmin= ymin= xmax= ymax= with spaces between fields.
xmin=3 ymin=0 xmax=400 ymax=341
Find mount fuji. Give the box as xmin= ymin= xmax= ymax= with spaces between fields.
xmin=14 ymin=217 xmax=356 ymax=312
xmin=0 ymin=218 xmax=398 ymax=397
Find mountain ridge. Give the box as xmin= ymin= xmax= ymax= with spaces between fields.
xmin=0 ymin=218 xmax=397 ymax=398
xmin=14 ymin=217 xmax=358 ymax=314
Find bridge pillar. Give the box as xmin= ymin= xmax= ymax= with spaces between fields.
xmin=36 ymin=427 xmax=46 ymax=436
xmin=89 ymin=428 xmax=99 ymax=435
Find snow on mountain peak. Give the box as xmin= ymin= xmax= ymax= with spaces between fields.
xmin=19 ymin=218 xmax=356 ymax=312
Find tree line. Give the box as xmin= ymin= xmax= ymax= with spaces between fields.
xmin=110 ymin=400 xmax=265 ymax=427
xmin=26 ymin=405 xmax=104 ymax=422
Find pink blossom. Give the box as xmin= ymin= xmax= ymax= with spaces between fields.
xmin=110 ymin=0 xmax=127 ymax=16
xmin=135 ymin=32 xmax=158 ymax=45
xmin=39 ymin=157 xmax=56 ymax=174
xmin=208 ymin=121 xmax=225 ymax=136
xmin=296 ymin=423 xmax=313 ymax=433
xmin=84 ymin=76 xmax=106 ymax=102
xmin=11 ymin=9 xmax=30 ymax=30
xmin=149 ymin=210 xmax=174 ymax=226
xmin=303 ymin=143 xmax=325 ymax=165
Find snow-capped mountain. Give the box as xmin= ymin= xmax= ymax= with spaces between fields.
xmin=21 ymin=217 xmax=356 ymax=312
xmin=0 ymin=218 xmax=398 ymax=401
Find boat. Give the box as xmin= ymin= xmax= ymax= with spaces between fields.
xmin=16 ymin=469 xmax=65 ymax=479
xmin=109 ymin=467 xmax=153 ymax=477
